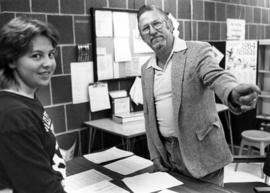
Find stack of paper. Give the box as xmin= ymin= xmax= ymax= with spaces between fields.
xmin=112 ymin=111 xmax=144 ymax=124
xmin=122 ymin=172 xmax=183 ymax=193
xmin=104 ymin=155 xmax=153 ymax=175
xmin=65 ymin=169 xmax=112 ymax=192
xmin=83 ymin=147 xmax=134 ymax=164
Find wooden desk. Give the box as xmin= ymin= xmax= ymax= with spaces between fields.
xmin=85 ymin=104 xmax=234 ymax=154
xmin=84 ymin=119 xmax=145 ymax=153
xmin=216 ymin=103 xmax=234 ymax=155
xmin=67 ymin=157 xmax=239 ymax=193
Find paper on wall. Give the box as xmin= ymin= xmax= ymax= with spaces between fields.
xmin=70 ymin=62 xmax=94 ymax=104
xmin=95 ymin=11 xmax=113 ymax=37
xmin=97 ymin=54 xmax=114 ymax=80
xmin=114 ymin=38 xmax=132 ymax=62
xmin=225 ymin=40 xmax=257 ymax=84
xmin=88 ymin=82 xmax=111 ymax=112
xmin=113 ymin=12 xmax=130 ymax=37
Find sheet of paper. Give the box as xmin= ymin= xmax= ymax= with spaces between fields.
xmin=70 ymin=62 xmax=94 ymax=104
xmin=109 ymin=90 xmax=127 ymax=99
xmin=114 ymin=38 xmax=132 ymax=62
xmin=65 ymin=169 xmax=112 ymax=193
xmin=71 ymin=181 xmax=129 ymax=193
xmin=95 ymin=10 xmax=113 ymax=37
xmin=104 ymin=155 xmax=153 ymax=175
xmin=113 ymin=12 xmax=130 ymax=37
xmin=129 ymin=76 xmax=143 ymax=105
xmin=83 ymin=146 xmax=134 ymax=164
xmin=97 ymin=47 xmax=107 ymax=55
xmin=113 ymin=62 xmax=120 ymax=78
xmin=97 ymin=54 xmax=114 ymax=80
xmin=122 ymin=172 xmax=183 ymax=193
xmin=225 ymin=40 xmax=257 ymax=84
xmin=226 ymin=18 xmax=245 ymax=40
xmin=88 ymin=82 xmax=111 ymax=112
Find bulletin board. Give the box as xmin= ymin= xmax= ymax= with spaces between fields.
xmin=90 ymin=7 xmax=153 ymax=81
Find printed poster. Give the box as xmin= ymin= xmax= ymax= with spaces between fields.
xmin=225 ymin=40 xmax=257 ymax=84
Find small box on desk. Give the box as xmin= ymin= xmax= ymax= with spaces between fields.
xmin=111 ymin=96 xmax=130 ymax=115
xmin=112 ymin=111 xmax=144 ymax=124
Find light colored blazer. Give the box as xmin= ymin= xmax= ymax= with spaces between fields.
xmin=141 ymin=41 xmax=239 ymax=178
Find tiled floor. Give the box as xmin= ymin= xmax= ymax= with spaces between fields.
xmin=224 ymin=162 xmax=265 ymax=183
xmin=224 ymin=146 xmax=267 ymax=184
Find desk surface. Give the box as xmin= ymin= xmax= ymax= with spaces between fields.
xmin=84 ymin=103 xmax=227 ymax=137
xmin=67 ymin=157 xmax=238 ymax=193
xmin=84 ymin=118 xmax=145 ymax=138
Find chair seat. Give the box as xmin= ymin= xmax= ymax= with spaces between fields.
xmin=242 ymin=130 xmax=270 ymax=142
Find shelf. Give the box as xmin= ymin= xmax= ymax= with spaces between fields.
xmin=259 ymin=39 xmax=270 ymax=45
xmin=258 ymin=91 xmax=270 ymax=98
xmin=257 ymin=115 xmax=270 ymax=121
xmin=258 ymin=95 xmax=270 ymax=98
xmin=258 ymin=70 xmax=270 ymax=73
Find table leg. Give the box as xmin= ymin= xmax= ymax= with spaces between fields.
xmin=121 ymin=138 xmax=137 ymax=152
xmin=122 ymin=138 xmax=132 ymax=151
xmin=88 ymin=127 xmax=96 ymax=153
xmin=126 ymin=138 xmax=131 ymax=151
xmin=224 ymin=111 xmax=234 ymax=155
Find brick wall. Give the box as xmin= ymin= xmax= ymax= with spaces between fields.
xmin=1 ymin=0 xmax=269 ymax=155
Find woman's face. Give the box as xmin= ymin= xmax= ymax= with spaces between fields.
xmin=10 ymin=35 xmax=57 ymax=93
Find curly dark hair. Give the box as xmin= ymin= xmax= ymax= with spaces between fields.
xmin=0 ymin=16 xmax=59 ymax=89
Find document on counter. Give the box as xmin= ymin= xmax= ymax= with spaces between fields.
xmin=65 ymin=169 xmax=112 ymax=193
xmin=83 ymin=146 xmax=134 ymax=164
xmin=104 ymin=155 xmax=153 ymax=175
xmin=122 ymin=172 xmax=183 ymax=193
xmin=71 ymin=181 xmax=129 ymax=193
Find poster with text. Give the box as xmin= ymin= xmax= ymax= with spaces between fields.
xmin=225 ymin=40 xmax=257 ymax=84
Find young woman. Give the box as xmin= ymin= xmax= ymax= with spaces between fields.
xmin=0 ymin=17 xmax=66 ymax=193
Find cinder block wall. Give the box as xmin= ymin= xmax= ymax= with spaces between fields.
xmin=1 ymin=0 xmax=269 ymax=155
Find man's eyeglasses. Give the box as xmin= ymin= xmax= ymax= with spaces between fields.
xmin=140 ymin=19 xmax=165 ymax=35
